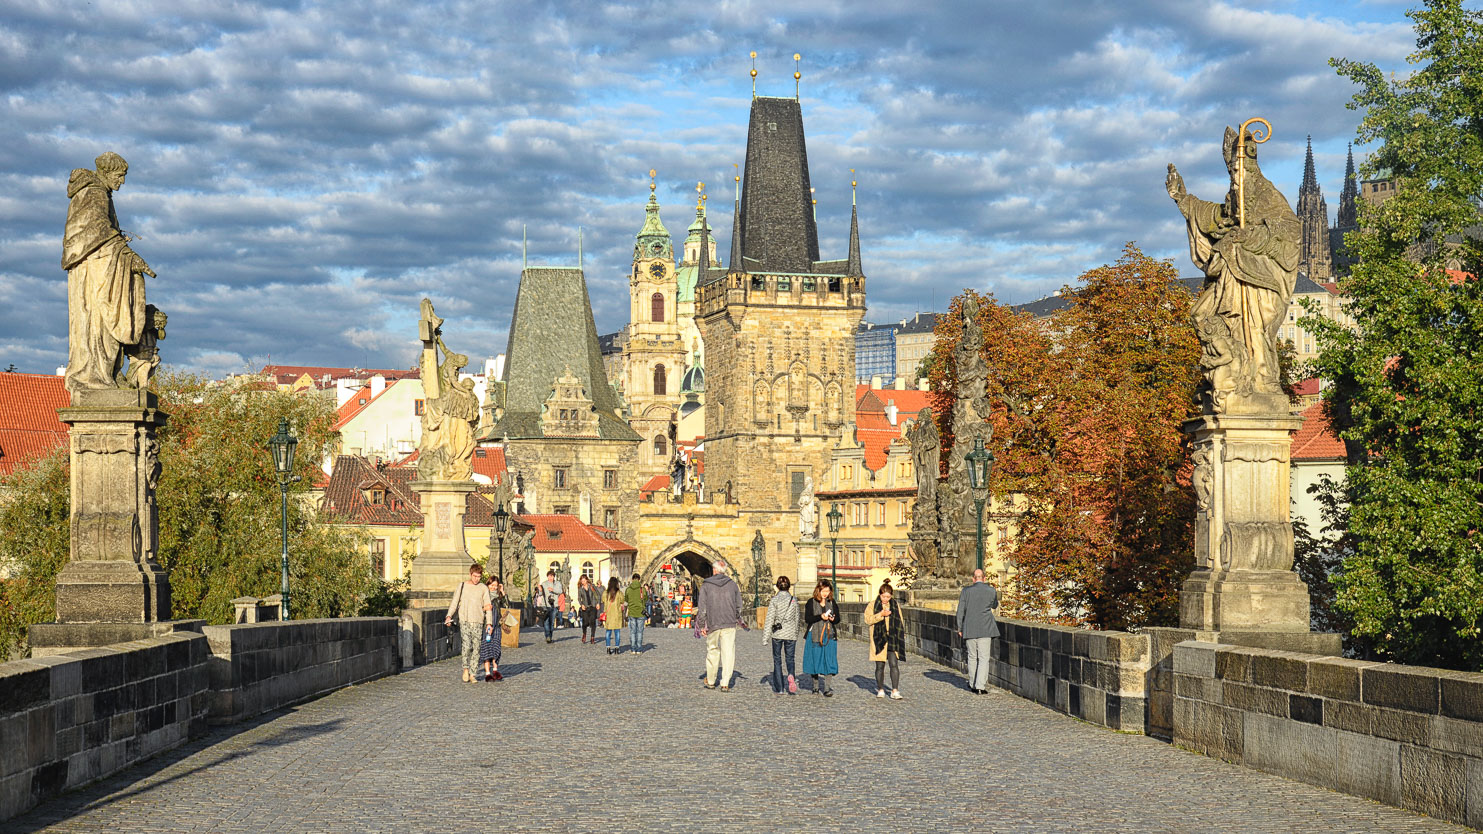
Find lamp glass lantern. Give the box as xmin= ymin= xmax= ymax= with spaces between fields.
xmin=269 ymin=418 xmax=298 ymax=481
xmin=966 ymin=437 xmax=993 ymax=494
xmin=826 ymin=502 xmax=842 ymax=535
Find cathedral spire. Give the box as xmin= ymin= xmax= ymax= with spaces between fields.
xmin=1336 ymin=143 xmax=1359 ymax=231
xmin=1302 ymin=135 xmax=1318 ymax=191
xmin=729 ymin=165 xmax=742 ymax=270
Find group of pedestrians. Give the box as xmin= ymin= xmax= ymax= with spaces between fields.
xmin=444 ymin=556 xmax=1003 ymax=699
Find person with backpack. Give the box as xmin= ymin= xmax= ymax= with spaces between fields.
xmin=863 ymin=581 xmax=907 ymax=700
xmin=602 ymin=576 xmax=626 ymax=655
xmin=443 ymin=563 xmax=493 ymax=683
xmin=762 ymin=576 xmax=801 ymax=694
xmin=625 ymin=573 xmax=647 ymax=654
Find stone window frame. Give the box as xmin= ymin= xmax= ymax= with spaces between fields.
xmin=603 ymin=468 xmax=617 ymax=489
xmin=553 ymin=467 xmax=569 ymax=490
xmin=654 ymin=364 xmax=667 ymax=396
xmin=651 ymin=291 xmax=665 ymax=323
xmin=603 ymin=508 xmax=617 ymax=529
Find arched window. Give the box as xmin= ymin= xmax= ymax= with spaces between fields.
xmin=651 ymin=292 xmax=665 ymax=322
xmin=653 ymin=364 xmax=667 ymax=396
xmin=653 ymin=435 xmax=667 ymax=456
xmin=582 ymin=561 xmax=595 ymax=579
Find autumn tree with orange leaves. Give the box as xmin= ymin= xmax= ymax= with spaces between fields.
xmin=921 ymin=243 xmax=1201 ymax=630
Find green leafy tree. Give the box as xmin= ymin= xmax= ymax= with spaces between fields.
xmin=0 ymin=373 xmax=373 ymax=653
xmin=1309 ymin=0 xmax=1483 ymax=669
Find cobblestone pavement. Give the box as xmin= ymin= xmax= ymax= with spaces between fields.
xmin=2 ymin=626 xmax=1470 ymax=833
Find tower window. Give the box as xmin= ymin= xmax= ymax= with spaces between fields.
xmin=653 ymin=435 xmax=667 ymax=456
xmin=654 ymin=364 xmax=667 ymax=396
xmin=651 ymin=292 xmax=665 ymax=322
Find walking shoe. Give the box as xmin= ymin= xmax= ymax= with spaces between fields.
xmin=890 ymin=690 xmax=905 ymax=700
xmin=580 ymin=636 xmax=587 ymax=644
xmin=704 ymin=682 xmax=717 ymax=690
xmin=787 ymin=675 xmax=798 ymax=695
xmin=463 ymin=669 xmax=471 ymax=683
xmin=822 ymin=689 xmax=833 ymax=697
xmin=719 ymin=685 xmax=730 ymax=692
xmin=493 ymin=671 xmax=503 ymax=681
xmin=877 ymin=689 xmax=886 ymax=699
xmin=485 ymin=674 xmax=494 ymax=682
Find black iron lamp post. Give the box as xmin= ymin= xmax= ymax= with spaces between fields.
xmin=492 ymin=501 xmax=509 ymax=582
xmin=965 ymin=437 xmax=996 ymax=573
xmin=826 ymin=502 xmax=843 ymax=596
xmin=523 ymin=539 xmax=536 ymax=626
xmin=268 ymin=418 xmax=298 ymax=620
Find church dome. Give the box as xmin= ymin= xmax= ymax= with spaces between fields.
xmin=681 ymin=363 xmax=705 ymax=394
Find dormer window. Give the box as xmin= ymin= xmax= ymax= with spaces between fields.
xmin=367 ymin=488 xmax=385 ymax=506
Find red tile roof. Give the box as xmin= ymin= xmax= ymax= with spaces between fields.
xmin=0 ymin=373 xmax=70 ymax=476
xmin=853 ymin=384 xmax=932 ymax=471
xmin=1292 ymin=402 xmax=1346 ymax=462
xmin=520 ymin=514 xmax=635 ymax=554
xmin=640 ymin=475 xmax=671 ymax=497
xmin=1291 ymin=377 xmax=1321 ymax=398
xmin=471 ymin=446 xmax=508 ymax=483
xmin=333 ymin=380 xmax=401 ymax=430
xmin=320 ymin=454 xmax=522 ymax=528
xmin=262 ymin=365 xmax=419 ymax=389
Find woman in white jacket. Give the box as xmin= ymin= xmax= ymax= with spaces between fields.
xmin=763 ymin=576 xmax=802 ymax=694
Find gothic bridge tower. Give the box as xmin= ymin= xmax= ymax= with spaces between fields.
xmin=697 ymin=94 xmax=866 ymax=520
xmin=623 ymin=174 xmax=688 ymax=484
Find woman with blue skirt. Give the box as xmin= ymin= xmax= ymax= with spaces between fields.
xmin=802 ymin=580 xmax=839 ymax=696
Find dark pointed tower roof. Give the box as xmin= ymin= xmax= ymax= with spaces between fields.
xmin=734 ymin=96 xmax=819 ymax=273
xmin=1301 ymin=136 xmax=1319 ymax=191
xmin=1336 ymin=143 xmax=1359 ymax=230
xmin=847 ymin=175 xmax=862 ymax=276
xmin=487 ymin=266 xmax=639 ymax=441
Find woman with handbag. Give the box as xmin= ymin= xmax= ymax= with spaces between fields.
xmin=801 ymin=580 xmax=839 ymax=696
xmin=863 ymin=581 xmax=906 ymax=700
xmin=602 ymin=576 xmax=626 ymax=655
xmin=577 ymin=574 xmax=600 ymax=644
xmin=763 ymin=576 xmax=801 ymax=694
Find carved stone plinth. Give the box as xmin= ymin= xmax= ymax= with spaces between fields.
xmin=1182 ymin=406 xmax=1310 ymax=631
xmin=794 ymin=540 xmax=819 ymax=587
xmin=53 ymin=388 xmax=171 ymax=623
xmin=407 ymin=480 xmax=477 ymax=606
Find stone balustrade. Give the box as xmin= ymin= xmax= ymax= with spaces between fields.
xmin=0 ymin=633 xmax=209 ymax=821
xmin=1173 ymin=640 xmax=1483 ymax=828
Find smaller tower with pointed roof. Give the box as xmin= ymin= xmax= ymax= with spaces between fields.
xmin=1331 ymin=144 xmax=1360 ymax=276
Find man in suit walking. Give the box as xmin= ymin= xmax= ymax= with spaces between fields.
xmin=955 ymin=568 xmax=1000 ymax=694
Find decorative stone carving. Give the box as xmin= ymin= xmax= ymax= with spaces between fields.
xmin=417 ymin=298 xmax=478 ymax=482
xmin=1167 ymin=124 xmax=1299 ymax=414
xmin=905 ymin=407 xmax=943 ymax=577
xmin=62 ymin=151 xmax=167 ymax=395
xmin=797 ymin=474 xmax=818 ymax=540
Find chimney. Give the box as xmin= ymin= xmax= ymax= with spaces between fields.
xmin=870 ymin=375 xmax=882 ymax=389
xmin=885 ymin=400 xmax=898 ymax=426
xmin=370 ymin=374 xmax=387 ymax=397
xmin=894 ymin=377 xmax=906 ymax=391
xmin=336 ymin=378 xmax=359 ymax=408
xmin=918 ymin=378 xmax=929 ymax=391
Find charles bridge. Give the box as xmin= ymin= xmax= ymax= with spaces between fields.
xmin=2 ymin=605 xmax=1480 ymax=831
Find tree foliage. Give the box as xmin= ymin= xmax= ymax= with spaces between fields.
xmin=1310 ymin=0 xmax=1483 ymax=669
xmin=923 ymin=243 xmax=1201 ymax=630
xmin=0 ymin=373 xmax=372 ymax=654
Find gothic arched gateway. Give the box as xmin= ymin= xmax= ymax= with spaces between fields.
xmin=644 ymin=539 xmax=724 ymax=581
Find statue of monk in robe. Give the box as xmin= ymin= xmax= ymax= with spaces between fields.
xmin=62 ymin=151 xmax=165 ymax=394
xmin=1167 ymin=126 xmax=1300 ymax=410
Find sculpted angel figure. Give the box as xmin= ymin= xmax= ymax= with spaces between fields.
xmin=1167 ymin=126 xmax=1300 ymax=407
xmin=63 ymin=151 xmax=166 ymax=394
xmin=417 ymin=299 xmax=479 ymax=482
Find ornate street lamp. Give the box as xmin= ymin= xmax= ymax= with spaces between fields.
xmin=492 ymin=500 xmax=509 ymax=582
xmin=826 ymin=502 xmax=842 ymax=597
xmin=965 ymin=437 xmax=996 ymax=572
xmin=267 ymin=419 xmax=298 ymax=620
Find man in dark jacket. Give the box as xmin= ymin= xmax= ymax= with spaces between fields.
xmin=624 ymin=573 xmax=647 ymax=654
xmin=955 ymin=568 xmax=1000 ymax=694
xmin=696 ymin=558 xmax=745 ymax=690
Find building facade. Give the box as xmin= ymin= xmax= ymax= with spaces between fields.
xmin=623 ymin=186 xmax=689 ymax=485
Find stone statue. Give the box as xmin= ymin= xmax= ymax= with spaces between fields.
xmin=943 ymin=299 xmax=994 ymax=581
xmin=797 ymin=474 xmax=819 ymax=540
xmin=417 ymin=298 xmax=479 ymax=482
xmin=906 ymin=408 xmax=943 ymax=577
xmin=62 ymin=151 xmax=167 ymax=394
xmin=1168 ymin=125 xmax=1300 ymax=412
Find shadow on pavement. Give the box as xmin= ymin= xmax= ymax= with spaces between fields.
xmin=923 ymin=668 xmax=973 ymax=692
xmin=845 ymin=674 xmax=877 ymax=692
xmin=499 ymin=661 xmax=542 ymax=678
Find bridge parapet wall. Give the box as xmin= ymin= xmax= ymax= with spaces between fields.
xmin=833 ymin=603 xmax=1150 ymax=733
xmin=1173 ymin=640 xmax=1483 ymax=828
xmin=201 ymin=618 xmax=399 ymax=725
xmin=0 ymin=633 xmax=210 ymax=822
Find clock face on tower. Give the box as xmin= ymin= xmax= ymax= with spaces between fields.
xmin=648 ymin=262 xmax=666 ymax=278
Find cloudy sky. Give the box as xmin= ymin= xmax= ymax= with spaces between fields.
xmin=0 ymin=0 xmax=1421 ymax=377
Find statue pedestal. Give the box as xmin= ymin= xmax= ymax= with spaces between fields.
xmin=795 ymin=540 xmax=820 ymax=587
xmin=53 ymin=389 xmax=171 ymax=623
xmin=1181 ymin=408 xmax=1310 ymax=631
xmin=407 ymin=480 xmax=477 ymax=607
